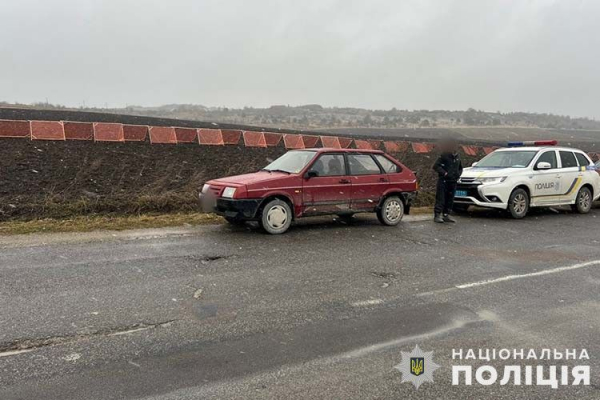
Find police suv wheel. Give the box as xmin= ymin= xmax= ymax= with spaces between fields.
xmin=377 ymin=196 xmax=404 ymax=226
xmin=259 ymin=199 xmax=292 ymax=234
xmin=572 ymin=187 xmax=592 ymax=214
xmin=508 ymin=188 xmax=529 ymax=219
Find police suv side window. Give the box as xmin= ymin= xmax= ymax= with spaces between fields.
xmin=374 ymin=154 xmax=400 ymax=173
xmin=575 ymin=152 xmax=591 ymax=167
xmin=559 ymin=151 xmax=578 ymax=168
xmin=536 ymin=151 xmax=557 ymax=169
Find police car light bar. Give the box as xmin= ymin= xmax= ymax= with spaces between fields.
xmin=507 ymin=140 xmax=558 ymax=147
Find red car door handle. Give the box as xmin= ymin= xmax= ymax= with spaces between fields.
xmin=379 ymin=177 xmax=388 ymax=182
xmin=339 ymin=179 xmax=351 ymax=184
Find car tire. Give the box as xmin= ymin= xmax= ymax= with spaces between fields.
xmin=224 ymin=217 xmax=246 ymax=226
xmin=377 ymin=196 xmax=404 ymax=226
xmin=452 ymin=204 xmax=470 ymax=214
xmin=259 ymin=199 xmax=292 ymax=234
xmin=571 ymin=186 xmax=592 ymax=214
xmin=507 ymin=188 xmax=529 ymax=219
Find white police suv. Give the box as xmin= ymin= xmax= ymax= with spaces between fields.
xmin=454 ymin=140 xmax=600 ymax=218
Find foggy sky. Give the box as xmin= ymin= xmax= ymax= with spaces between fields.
xmin=2 ymin=0 xmax=599 ymax=118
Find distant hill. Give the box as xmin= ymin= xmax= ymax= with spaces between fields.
xmin=2 ymin=102 xmax=600 ymax=147
xmin=322 ymin=127 xmax=600 ymax=150
xmin=2 ymin=102 xmax=599 ymax=131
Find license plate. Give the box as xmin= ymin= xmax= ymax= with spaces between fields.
xmin=455 ymin=190 xmax=468 ymax=197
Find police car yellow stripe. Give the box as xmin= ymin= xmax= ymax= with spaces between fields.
xmin=566 ymin=177 xmax=582 ymax=195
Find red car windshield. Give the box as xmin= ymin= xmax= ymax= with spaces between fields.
xmin=263 ymin=150 xmax=317 ymax=173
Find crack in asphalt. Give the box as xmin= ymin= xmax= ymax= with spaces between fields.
xmin=183 ymin=255 xmax=230 ymax=264
xmin=395 ymin=235 xmax=433 ymax=246
xmin=201 ymin=255 xmax=228 ymax=263
xmin=370 ymin=271 xmax=397 ymax=280
xmin=0 ymin=320 xmax=177 ymax=356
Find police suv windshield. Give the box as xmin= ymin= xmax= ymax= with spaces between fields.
xmin=476 ymin=150 xmax=537 ymax=168
xmin=263 ymin=150 xmax=317 ymax=173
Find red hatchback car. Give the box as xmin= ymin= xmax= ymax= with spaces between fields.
xmin=200 ymin=148 xmax=418 ymax=234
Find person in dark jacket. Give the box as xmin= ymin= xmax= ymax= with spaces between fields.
xmin=432 ymin=139 xmax=463 ymax=223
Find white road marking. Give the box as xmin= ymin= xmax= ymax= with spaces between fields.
xmin=455 ymin=259 xmax=600 ymax=289
xmin=107 ymin=326 xmax=152 ymax=336
xmin=418 ymin=259 xmax=600 ymax=297
xmin=351 ymin=299 xmax=383 ymax=307
xmin=0 ymin=348 xmax=34 ymax=358
xmin=340 ymin=318 xmax=475 ymax=359
xmin=63 ymin=353 xmax=81 ymax=362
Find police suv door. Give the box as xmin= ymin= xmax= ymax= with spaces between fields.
xmin=557 ymin=151 xmax=582 ymax=204
xmin=530 ymin=150 xmax=562 ymax=205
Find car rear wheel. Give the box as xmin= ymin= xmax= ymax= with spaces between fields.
xmin=507 ymin=188 xmax=529 ymax=219
xmin=571 ymin=187 xmax=592 ymax=214
xmin=259 ymin=199 xmax=292 ymax=234
xmin=377 ymin=196 xmax=404 ymax=226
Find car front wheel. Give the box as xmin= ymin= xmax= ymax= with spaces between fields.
xmin=507 ymin=188 xmax=529 ymax=219
xmin=259 ymin=199 xmax=292 ymax=234
xmin=572 ymin=187 xmax=592 ymax=214
xmin=377 ymin=196 xmax=404 ymax=226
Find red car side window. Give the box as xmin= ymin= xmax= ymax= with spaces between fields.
xmin=374 ymin=154 xmax=400 ymax=173
xmin=347 ymin=154 xmax=382 ymax=175
xmin=312 ymin=154 xmax=346 ymax=176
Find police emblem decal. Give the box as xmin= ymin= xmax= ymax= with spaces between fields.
xmin=410 ymin=357 xmax=424 ymax=376
xmin=394 ymin=345 xmax=439 ymax=389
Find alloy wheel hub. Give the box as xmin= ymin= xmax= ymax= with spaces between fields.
xmin=386 ymin=201 xmax=402 ymax=221
xmin=267 ymin=205 xmax=288 ymax=228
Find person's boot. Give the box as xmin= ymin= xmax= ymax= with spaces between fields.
xmin=434 ymin=213 xmax=444 ymax=223
xmin=443 ymin=214 xmax=456 ymax=223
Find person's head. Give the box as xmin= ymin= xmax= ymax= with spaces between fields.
xmin=439 ymin=137 xmax=458 ymax=153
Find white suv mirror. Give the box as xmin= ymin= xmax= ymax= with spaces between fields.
xmin=536 ymin=161 xmax=551 ymax=170
xmin=471 ymin=162 xmax=478 ymax=167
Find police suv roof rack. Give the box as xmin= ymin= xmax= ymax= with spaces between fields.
xmin=507 ymin=140 xmax=558 ymax=147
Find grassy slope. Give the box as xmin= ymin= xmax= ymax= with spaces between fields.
xmin=0 ymin=208 xmax=433 ymax=235
xmin=0 ymin=212 xmax=222 ymax=235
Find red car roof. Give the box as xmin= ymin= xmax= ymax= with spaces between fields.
xmin=304 ymin=147 xmax=385 ymax=154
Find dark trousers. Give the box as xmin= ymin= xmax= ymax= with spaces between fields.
xmin=434 ymin=179 xmax=457 ymax=215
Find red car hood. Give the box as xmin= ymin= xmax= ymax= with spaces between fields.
xmin=208 ymin=171 xmax=290 ymax=186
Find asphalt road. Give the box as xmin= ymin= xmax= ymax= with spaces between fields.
xmin=0 ymin=208 xmax=599 ymax=399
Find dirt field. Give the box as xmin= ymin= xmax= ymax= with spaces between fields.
xmin=10 ymin=107 xmax=595 ymax=221
xmin=0 ymin=136 xmax=476 ymax=221
xmin=0 ymin=139 xmax=283 ymax=220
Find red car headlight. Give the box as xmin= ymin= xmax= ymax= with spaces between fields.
xmin=222 ymin=187 xmax=237 ymax=198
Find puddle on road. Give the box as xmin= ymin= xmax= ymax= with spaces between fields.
xmin=193 ymin=304 xmax=219 ymax=320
